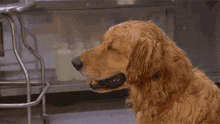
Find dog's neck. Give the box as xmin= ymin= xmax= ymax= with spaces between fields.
xmin=150 ymin=72 xmax=191 ymax=115
xmin=157 ymin=80 xmax=190 ymax=114
xmin=129 ymin=73 xmax=192 ymax=120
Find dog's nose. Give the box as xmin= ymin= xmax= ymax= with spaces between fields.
xmin=71 ymin=57 xmax=83 ymax=71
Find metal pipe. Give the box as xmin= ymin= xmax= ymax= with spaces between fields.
xmin=0 ymin=81 xmax=40 ymax=84
xmin=0 ymin=1 xmax=36 ymax=13
xmin=0 ymin=82 xmax=50 ymax=108
xmin=4 ymin=13 xmax=32 ymax=124
xmin=0 ymin=14 xmax=4 ymax=57
xmin=15 ymin=14 xmax=48 ymax=118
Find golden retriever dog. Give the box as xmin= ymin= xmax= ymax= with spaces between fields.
xmin=71 ymin=20 xmax=220 ymax=124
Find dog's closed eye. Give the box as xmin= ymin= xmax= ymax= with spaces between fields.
xmin=107 ymin=45 xmax=117 ymax=51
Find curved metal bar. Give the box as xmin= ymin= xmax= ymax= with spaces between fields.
xmin=0 ymin=81 xmax=40 ymax=84
xmin=15 ymin=13 xmax=48 ymax=118
xmin=0 ymin=2 xmax=36 ymax=13
xmin=3 ymin=13 xmax=32 ymax=124
xmin=0 ymin=82 xmax=50 ymax=108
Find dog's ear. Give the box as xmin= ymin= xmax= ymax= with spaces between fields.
xmin=125 ymin=21 xmax=194 ymax=85
xmin=126 ymin=36 xmax=193 ymax=85
xmin=126 ymin=38 xmax=165 ymax=84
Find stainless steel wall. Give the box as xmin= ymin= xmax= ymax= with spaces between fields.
xmin=174 ymin=0 xmax=220 ymax=82
xmin=0 ymin=3 xmax=174 ymax=96
xmin=1 ymin=0 xmax=220 ymax=96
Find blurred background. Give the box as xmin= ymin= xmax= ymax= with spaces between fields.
xmin=0 ymin=0 xmax=219 ymax=123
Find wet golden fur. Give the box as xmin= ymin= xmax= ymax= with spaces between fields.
xmin=79 ymin=20 xmax=220 ymax=124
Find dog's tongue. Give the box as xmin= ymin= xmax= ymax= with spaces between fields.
xmin=90 ymin=73 xmax=126 ymax=90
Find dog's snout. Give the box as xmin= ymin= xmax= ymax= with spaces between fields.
xmin=72 ymin=57 xmax=83 ymax=71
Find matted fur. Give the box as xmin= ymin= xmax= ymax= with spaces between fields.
xmin=78 ymin=20 xmax=220 ymax=124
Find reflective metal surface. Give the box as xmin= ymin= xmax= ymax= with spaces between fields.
xmin=0 ymin=12 xmax=50 ymax=124
xmin=0 ymin=18 xmax=3 ymax=56
xmin=0 ymin=5 xmax=174 ymax=96
xmin=34 ymin=0 xmax=174 ymax=11
xmin=0 ymin=82 xmax=50 ymax=108
xmin=5 ymin=13 xmax=32 ymax=123
xmin=0 ymin=1 xmax=36 ymax=13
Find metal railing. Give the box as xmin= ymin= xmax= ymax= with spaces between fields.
xmin=0 ymin=1 xmax=50 ymax=124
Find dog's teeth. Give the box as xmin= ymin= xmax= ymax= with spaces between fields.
xmin=92 ymin=80 xmax=96 ymax=84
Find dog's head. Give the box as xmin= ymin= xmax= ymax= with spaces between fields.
xmin=71 ymin=20 xmax=193 ymax=93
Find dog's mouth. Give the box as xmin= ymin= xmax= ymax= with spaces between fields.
xmin=89 ymin=73 xmax=126 ymax=90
